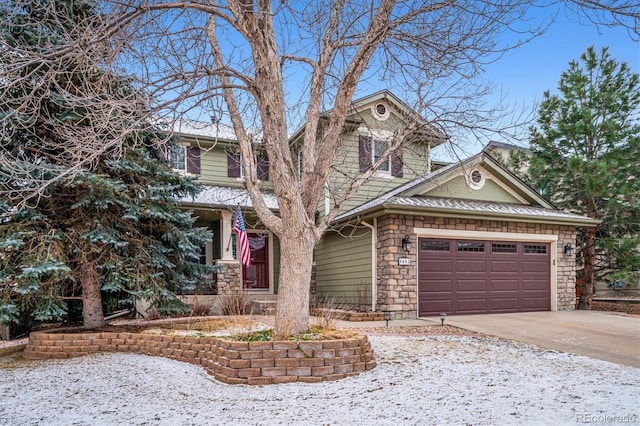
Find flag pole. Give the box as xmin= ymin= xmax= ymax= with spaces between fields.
xmin=226 ymin=206 xmax=237 ymax=252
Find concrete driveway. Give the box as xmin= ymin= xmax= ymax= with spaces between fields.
xmin=444 ymin=311 xmax=640 ymax=368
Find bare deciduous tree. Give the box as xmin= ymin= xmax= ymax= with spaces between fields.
xmin=2 ymin=0 xmax=637 ymax=335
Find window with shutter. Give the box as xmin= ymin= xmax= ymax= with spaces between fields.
xmin=227 ymin=152 xmax=241 ymax=177
xmin=186 ymin=147 xmax=201 ymax=174
xmin=359 ymin=135 xmax=402 ymax=177
xmin=391 ymin=147 xmax=403 ymax=177
xmin=358 ymin=136 xmax=372 ymax=172
xmin=257 ymin=155 xmax=269 ymax=181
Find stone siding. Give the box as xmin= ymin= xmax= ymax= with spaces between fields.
xmin=215 ymin=261 xmax=242 ymax=295
xmin=376 ymin=214 xmax=577 ymax=319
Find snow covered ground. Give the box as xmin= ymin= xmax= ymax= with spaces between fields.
xmin=0 ymin=335 xmax=638 ymax=425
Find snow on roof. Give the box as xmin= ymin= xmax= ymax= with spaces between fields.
xmin=390 ymin=196 xmax=596 ymax=223
xmin=173 ymin=119 xmax=238 ymax=141
xmin=180 ymin=185 xmax=278 ymax=210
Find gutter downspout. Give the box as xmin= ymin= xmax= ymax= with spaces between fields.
xmin=361 ymin=218 xmax=377 ymax=312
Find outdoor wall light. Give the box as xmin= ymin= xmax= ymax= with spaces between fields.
xmin=440 ymin=312 xmax=447 ymax=326
xmin=401 ymin=235 xmax=411 ymax=253
xmin=384 ymin=311 xmax=392 ymax=327
xmin=564 ymin=243 xmax=575 ymax=256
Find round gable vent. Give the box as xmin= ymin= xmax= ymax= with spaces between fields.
xmin=466 ymin=168 xmax=486 ymax=189
xmin=372 ymin=102 xmax=390 ymax=121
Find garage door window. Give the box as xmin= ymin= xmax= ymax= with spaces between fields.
xmin=457 ymin=241 xmax=485 ymax=252
xmin=420 ymin=240 xmax=450 ymax=251
xmin=523 ymin=244 xmax=547 ymax=254
xmin=492 ymin=243 xmax=517 ymax=253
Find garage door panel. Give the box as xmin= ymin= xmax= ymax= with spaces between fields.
xmin=457 ymin=279 xmax=487 ymax=291
xmin=490 ymin=298 xmax=520 ymax=311
xmin=522 ymin=260 xmax=549 ymax=273
xmin=420 ymin=300 xmax=453 ymax=314
xmin=455 ymin=260 xmax=488 ymax=272
xmin=522 ymin=297 xmax=550 ymax=310
xmin=419 ymin=279 xmax=453 ymax=292
xmin=522 ymin=278 xmax=548 ymax=291
xmin=491 ymin=279 xmax=519 ymax=291
xmin=419 ymin=239 xmax=550 ymax=316
xmin=419 ymin=259 xmax=452 ymax=273
xmin=456 ymin=299 xmax=488 ymax=313
xmin=490 ymin=261 xmax=519 ymax=273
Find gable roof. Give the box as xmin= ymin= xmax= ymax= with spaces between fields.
xmin=289 ymin=90 xmax=448 ymax=145
xmin=335 ymin=152 xmax=599 ymax=227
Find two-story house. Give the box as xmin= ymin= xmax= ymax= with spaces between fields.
xmin=173 ymin=91 xmax=598 ymax=319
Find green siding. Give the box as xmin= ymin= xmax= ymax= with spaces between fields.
xmin=425 ymin=175 xmax=521 ymax=203
xmin=197 ymin=147 xmax=239 ymax=186
xmin=320 ymin=109 xmax=436 ymax=215
xmin=314 ymin=228 xmax=372 ymax=304
xmin=180 ymin=141 xmax=273 ymax=190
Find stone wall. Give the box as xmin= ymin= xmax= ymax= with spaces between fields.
xmin=24 ymin=329 xmax=376 ymax=385
xmin=376 ymin=214 xmax=577 ymax=319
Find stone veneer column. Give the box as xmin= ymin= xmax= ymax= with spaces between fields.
xmin=215 ymin=260 xmax=242 ymax=295
xmin=376 ymin=214 xmax=417 ymax=319
xmin=556 ymin=226 xmax=578 ymax=310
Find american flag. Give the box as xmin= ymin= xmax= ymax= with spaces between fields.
xmin=234 ymin=208 xmax=251 ymax=266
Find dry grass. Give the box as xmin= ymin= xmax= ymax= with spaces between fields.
xmin=216 ymin=291 xmax=252 ymax=316
xmin=310 ymin=295 xmax=348 ymax=330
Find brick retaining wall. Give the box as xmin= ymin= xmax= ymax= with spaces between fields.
xmin=24 ymin=329 xmax=376 ymax=385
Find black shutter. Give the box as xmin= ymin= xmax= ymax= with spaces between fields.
xmin=227 ymin=152 xmax=241 ymax=177
xmin=391 ymin=147 xmax=403 ymax=177
xmin=358 ymin=136 xmax=372 ymax=172
xmin=257 ymin=155 xmax=269 ymax=181
xmin=186 ymin=147 xmax=201 ymax=174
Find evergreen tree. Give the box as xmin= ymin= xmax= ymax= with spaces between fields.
xmin=0 ymin=0 xmax=211 ymax=328
xmin=526 ymin=46 xmax=640 ymax=308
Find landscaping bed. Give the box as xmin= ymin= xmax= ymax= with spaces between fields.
xmin=592 ymin=300 xmax=640 ymax=316
xmin=23 ymin=316 xmax=377 ymax=385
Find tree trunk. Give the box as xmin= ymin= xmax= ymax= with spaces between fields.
xmin=79 ymin=262 xmax=106 ymax=328
xmin=274 ymin=229 xmax=316 ymax=337
xmin=578 ymin=227 xmax=597 ymax=310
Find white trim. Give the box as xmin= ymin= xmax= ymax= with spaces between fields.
xmin=465 ymin=168 xmax=486 ymax=190
xmin=220 ymin=211 xmax=234 ymax=260
xmin=361 ymin=219 xmax=378 ymax=312
xmin=371 ymin=102 xmax=390 ymax=121
xmin=412 ymin=228 xmax=559 ymax=315
xmin=373 ymin=170 xmax=393 ymax=179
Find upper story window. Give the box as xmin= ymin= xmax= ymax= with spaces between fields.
xmin=169 ymin=144 xmax=200 ymax=174
xmin=373 ymin=139 xmax=390 ymax=173
xmin=227 ymin=152 xmax=269 ymax=181
xmin=358 ymin=135 xmax=403 ymax=177
xmin=169 ymin=144 xmax=186 ymax=171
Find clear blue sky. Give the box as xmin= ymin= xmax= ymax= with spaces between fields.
xmin=432 ymin=7 xmax=639 ymax=161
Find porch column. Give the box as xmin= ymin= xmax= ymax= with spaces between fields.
xmin=221 ymin=210 xmax=234 ymax=260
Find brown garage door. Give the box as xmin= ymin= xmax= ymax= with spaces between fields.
xmin=418 ymin=238 xmax=550 ymax=316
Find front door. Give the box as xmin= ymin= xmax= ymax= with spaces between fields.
xmin=243 ymin=233 xmax=269 ymax=290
